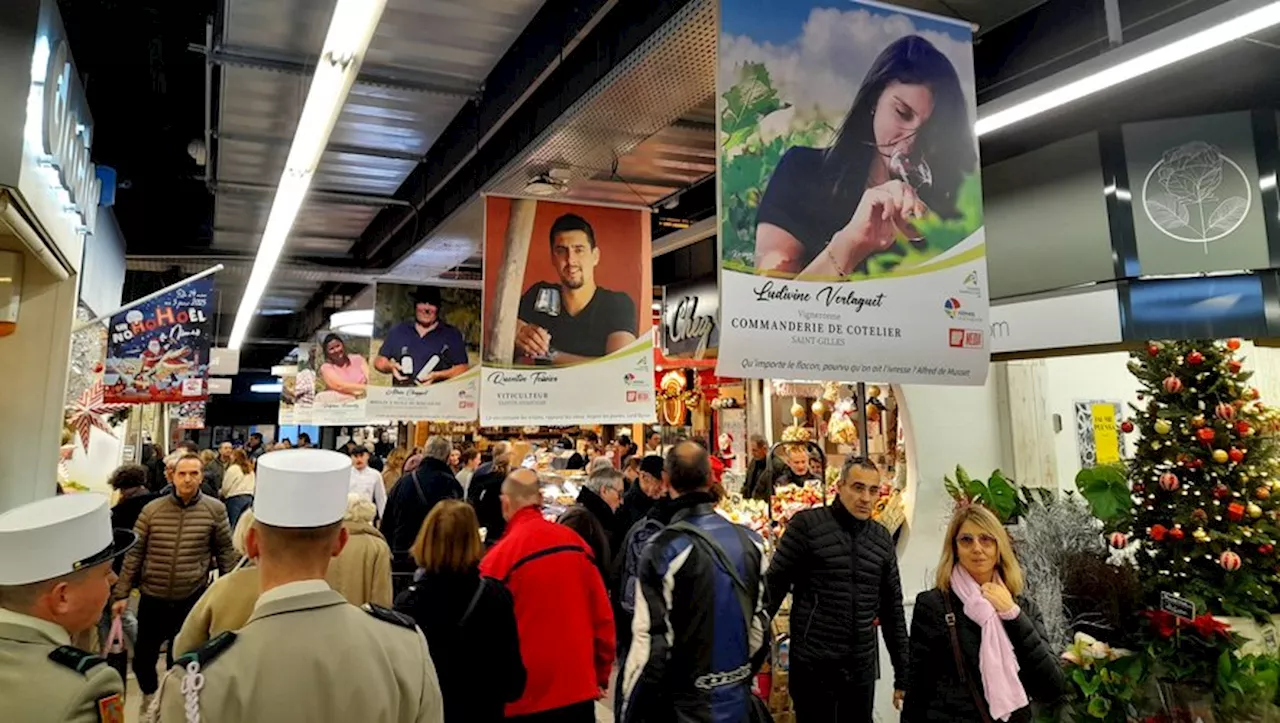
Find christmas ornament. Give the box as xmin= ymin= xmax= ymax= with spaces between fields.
xmin=1216 ymin=402 xmax=1236 ymax=420
xmin=1164 ymin=375 xmax=1184 ymax=394
xmin=1169 ymin=527 xmax=1185 ymax=541
xmin=1249 ymin=503 xmax=1263 ymax=519
xmin=1230 ymin=448 xmax=1246 ymax=463
xmin=1150 ymin=524 xmax=1168 ymax=541
xmin=1236 ymin=420 xmax=1252 ymax=435
xmin=1196 ymin=428 xmax=1216 ymax=443
xmin=1260 ymin=544 xmax=1275 ymax=556
xmin=1193 ymin=528 xmax=1210 ymax=543
xmin=811 ymin=400 xmax=827 ymax=417
xmin=1220 ymin=551 xmax=1242 ymax=571
xmin=65 ymin=382 xmax=130 ymax=452
xmin=1188 ymin=457 xmax=1205 ymax=470
xmin=1121 ymin=420 xmax=1135 ymax=434
xmin=1108 ymin=532 xmax=1128 ymax=549
xmin=1227 ymin=338 xmax=1242 ymax=351
xmin=1257 ymin=486 xmax=1272 ymax=500
xmin=1192 ymin=508 xmax=1208 ymax=523
xmin=867 ymin=385 xmax=881 ymax=399
xmin=1160 ymin=472 xmax=1180 ymax=491
xmin=866 ymin=404 xmax=881 ymax=422
xmin=1214 ymin=484 xmax=1233 ymax=500
xmin=1252 ymin=388 xmax=1262 ymax=400
xmin=790 ymin=402 xmax=806 ymax=420
xmin=1229 ymin=359 xmax=1243 ymax=374
xmin=1191 ymin=414 xmax=1207 ymax=428
xmin=1154 ymin=419 xmax=1171 ymax=435
xmin=1213 ymin=449 xmax=1229 ymax=464
xmin=1132 ymin=482 xmax=1146 ymax=495
xmin=1148 ymin=343 xmax=1161 ymax=357
xmin=1187 ymin=350 xmax=1205 ymax=365
xmin=1229 ymin=502 xmax=1246 ymax=522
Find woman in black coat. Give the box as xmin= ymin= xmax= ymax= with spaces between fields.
xmin=466 ymin=453 xmax=512 ymax=546
xmin=903 ymin=505 xmax=1064 ymax=723
xmin=394 ymin=500 xmax=525 ymax=723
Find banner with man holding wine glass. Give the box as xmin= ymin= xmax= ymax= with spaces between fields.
xmin=716 ymin=0 xmax=990 ymax=385
xmin=481 ymin=195 xmax=655 ymax=426
xmin=366 ymin=283 xmax=481 ymax=421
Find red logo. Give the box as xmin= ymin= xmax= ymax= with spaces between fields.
xmin=949 ymin=329 xmax=965 ymax=347
xmin=949 ymin=329 xmax=983 ymax=349
xmin=627 ymin=390 xmax=637 ymax=402
xmin=965 ymin=330 xmax=983 ymax=348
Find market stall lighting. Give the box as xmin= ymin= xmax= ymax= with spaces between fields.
xmin=330 ymin=309 xmax=374 ymax=337
xmin=227 ymin=0 xmax=388 ymax=350
xmin=976 ymin=0 xmax=1280 ymax=137
xmin=250 ymin=382 xmax=283 ymax=394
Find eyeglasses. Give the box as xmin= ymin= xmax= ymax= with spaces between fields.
xmin=956 ymin=533 xmax=998 ymax=550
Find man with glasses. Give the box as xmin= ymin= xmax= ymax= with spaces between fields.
xmin=558 ymin=467 xmax=624 ymax=583
xmin=764 ymin=458 xmax=908 ymax=723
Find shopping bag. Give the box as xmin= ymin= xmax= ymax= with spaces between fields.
xmin=102 ymin=614 xmax=125 ymax=655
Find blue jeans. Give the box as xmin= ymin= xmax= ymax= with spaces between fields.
xmin=226 ymin=494 xmax=253 ymax=531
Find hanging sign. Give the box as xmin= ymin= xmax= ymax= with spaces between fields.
xmin=716 ymin=0 xmax=988 ymax=385
xmin=662 ymin=277 xmax=719 ymax=360
xmin=481 ymin=196 xmax=655 ymax=426
xmin=367 ymin=283 xmax=480 ymax=421
xmin=297 ymin=332 xmax=368 ymax=425
xmin=175 ymin=401 xmax=206 ymax=430
xmin=103 ymin=278 xmax=214 ymax=403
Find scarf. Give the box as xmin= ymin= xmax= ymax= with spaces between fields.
xmin=949 ymin=566 xmax=1028 ymax=721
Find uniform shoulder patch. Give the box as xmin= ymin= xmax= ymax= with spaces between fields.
xmin=48 ymin=645 xmax=105 ymax=675
xmin=97 ymin=692 xmax=124 ymax=723
xmin=362 ymin=603 xmax=416 ymax=629
xmin=175 ymin=630 xmax=237 ymax=668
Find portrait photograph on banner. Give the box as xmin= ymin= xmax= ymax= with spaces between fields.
xmin=296 ymin=331 xmax=368 ymax=425
xmin=481 ymin=196 xmax=655 ymax=426
xmin=366 ymin=283 xmax=480 ymax=421
xmin=717 ymin=0 xmax=989 ymax=385
xmin=103 ymin=277 xmax=214 ymax=403
xmin=278 ymin=365 xmax=300 ymax=425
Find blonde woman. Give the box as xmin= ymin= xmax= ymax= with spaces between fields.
xmin=220 ymin=448 xmax=256 ymax=530
xmin=382 ymin=448 xmax=410 ymax=493
xmin=903 ymin=505 xmax=1064 ymax=722
xmin=173 ymin=509 xmax=259 ymax=656
xmin=325 ymin=495 xmax=393 ymax=608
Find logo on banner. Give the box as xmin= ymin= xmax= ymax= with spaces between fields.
xmin=626 ymin=390 xmax=651 ymax=403
xmin=944 ymin=298 xmax=980 ymax=322
xmin=949 ymin=328 xmax=983 ymax=349
xmin=623 ymin=372 xmax=648 ymax=388
xmin=960 ymin=271 xmax=983 ymax=297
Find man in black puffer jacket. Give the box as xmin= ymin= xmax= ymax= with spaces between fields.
xmin=765 ymin=458 xmax=908 ymax=722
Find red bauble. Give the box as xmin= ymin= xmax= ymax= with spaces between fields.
xmin=1164 ymin=375 xmax=1184 ymax=394
xmin=1258 ymin=486 xmax=1272 ymax=501
xmin=1150 ymin=524 xmax=1168 ymax=541
xmin=1229 ymin=359 xmax=1243 ymax=374
xmin=1132 ymin=482 xmax=1146 ymax=495
xmin=1188 ymin=458 xmax=1205 ymax=470
xmin=1121 ymin=420 xmax=1135 ymax=434
xmin=1260 ymin=544 xmax=1275 ymax=556
xmin=1109 ymin=532 xmax=1128 ymax=549
xmin=1196 ymin=427 xmax=1217 ymax=443
xmin=92 ymin=361 xmax=104 ymax=374
xmin=1216 ymin=403 xmax=1236 ymax=420
xmin=1220 ymin=551 xmax=1242 ymax=571
xmin=1236 ymin=420 xmax=1252 ymax=435
xmin=1230 ymin=447 xmax=1246 ymax=463
xmin=1188 ymin=350 xmax=1205 ymax=365
xmin=1227 ymin=338 xmax=1243 ymax=351
xmin=1148 ymin=344 xmax=1161 ymax=357
xmin=1214 ymin=484 xmax=1233 ymax=500
xmin=1228 ymin=502 xmax=1246 ymax=522
xmin=1159 ymin=472 xmax=1180 ymax=491
xmin=1169 ymin=527 xmax=1185 ymax=541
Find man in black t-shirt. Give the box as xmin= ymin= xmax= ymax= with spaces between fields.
xmin=514 ymin=213 xmax=638 ymax=364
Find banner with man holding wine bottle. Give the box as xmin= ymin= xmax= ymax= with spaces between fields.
xmin=716 ymin=0 xmax=990 ymax=385
xmin=481 ymin=196 xmax=655 ymax=426
xmin=366 ymin=283 xmax=481 ymax=421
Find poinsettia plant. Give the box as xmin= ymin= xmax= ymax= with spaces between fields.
xmin=1138 ymin=610 xmax=1243 ymax=686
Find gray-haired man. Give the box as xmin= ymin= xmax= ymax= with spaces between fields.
xmin=380 ymin=436 xmax=463 ymax=561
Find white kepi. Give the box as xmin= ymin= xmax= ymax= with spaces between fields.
xmin=254 ymin=449 xmax=353 ymax=527
xmin=0 ymin=494 xmax=137 ymax=585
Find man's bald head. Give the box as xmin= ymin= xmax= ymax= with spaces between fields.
xmin=665 ymin=440 xmax=712 ymax=495
xmin=500 ymin=468 xmax=542 ymax=520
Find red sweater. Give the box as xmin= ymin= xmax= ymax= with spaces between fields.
xmin=480 ymin=506 xmax=615 ymax=716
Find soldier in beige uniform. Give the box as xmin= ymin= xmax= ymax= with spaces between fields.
xmin=0 ymin=494 xmax=139 ymax=723
xmin=157 ymin=449 xmax=444 ymax=723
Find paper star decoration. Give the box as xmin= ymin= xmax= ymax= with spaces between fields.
xmin=66 ymin=382 xmax=130 ymax=451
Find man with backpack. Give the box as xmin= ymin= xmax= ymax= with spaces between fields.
xmin=620 ymin=441 xmax=770 ymax=723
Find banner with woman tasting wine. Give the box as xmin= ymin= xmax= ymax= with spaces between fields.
xmin=366 ymin=282 xmax=481 ymax=421
xmin=104 ymin=277 xmax=214 ymax=403
xmin=717 ymin=0 xmax=989 ymax=385
xmin=296 ymin=331 xmax=367 ymax=425
xmin=481 ymin=195 xmax=655 ymax=426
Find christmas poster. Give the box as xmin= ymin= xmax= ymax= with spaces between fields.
xmin=103 ymin=278 xmax=214 ymax=403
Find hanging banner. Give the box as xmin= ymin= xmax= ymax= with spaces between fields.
xmin=716 ymin=0 xmax=988 ymax=385
xmin=481 ymin=196 xmax=655 ymax=426
xmin=278 ymin=365 xmax=299 ymax=425
xmin=175 ymin=401 xmax=206 ymax=430
xmin=104 ymin=278 xmax=214 ymax=403
xmin=367 ymin=283 xmax=480 ymax=421
xmin=297 ymin=332 xmax=368 ymax=425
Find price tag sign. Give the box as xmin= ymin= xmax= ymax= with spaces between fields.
xmin=1263 ymin=626 xmax=1278 ymax=653
xmin=1160 ymin=591 xmax=1197 ymax=621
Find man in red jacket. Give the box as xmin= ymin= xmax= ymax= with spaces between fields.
xmin=481 ymin=468 xmax=615 ymax=722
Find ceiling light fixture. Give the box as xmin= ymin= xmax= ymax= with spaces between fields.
xmin=227 ymin=0 xmax=388 ymax=350
xmin=250 ymin=382 xmax=284 ymax=394
xmin=976 ymin=0 xmax=1280 ymax=137
xmin=330 ymin=308 xmax=374 ymax=337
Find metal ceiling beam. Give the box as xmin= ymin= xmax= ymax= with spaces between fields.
xmin=213 ymin=226 xmax=356 ymax=242
xmin=214 ymin=131 xmax=424 ymax=162
xmin=188 ymin=43 xmax=477 ymax=98
xmin=211 ymin=181 xmax=412 ymax=207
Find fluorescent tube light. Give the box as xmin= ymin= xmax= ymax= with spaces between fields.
xmin=330 ymin=308 xmax=374 ymax=337
xmin=250 ymin=382 xmax=284 ymax=394
xmin=227 ymin=0 xmax=388 ymax=350
xmin=976 ymin=1 xmax=1280 ymax=137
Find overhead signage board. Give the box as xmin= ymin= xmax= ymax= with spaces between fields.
xmin=989 ymin=285 xmax=1122 ymax=355
xmin=662 ymin=277 xmax=719 ymax=360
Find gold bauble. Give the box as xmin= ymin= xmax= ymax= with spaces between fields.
xmin=1213 ymin=449 xmax=1229 ymax=464
xmin=790 ymin=402 xmax=806 ymax=420
xmin=811 ymin=400 xmax=827 ymax=417
xmin=867 ymin=385 xmax=882 ymax=399
xmin=1249 ymin=503 xmax=1264 ymax=519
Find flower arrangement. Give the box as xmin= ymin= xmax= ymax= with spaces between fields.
xmin=1050 ymin=632 xmax=1145 ymax=723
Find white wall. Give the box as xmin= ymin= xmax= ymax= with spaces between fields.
xmin=1039 ymin=351 xmax=1141 ymax=490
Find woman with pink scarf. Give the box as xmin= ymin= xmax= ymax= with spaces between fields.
xmin=902 ymin=505 xmax=1064 ymax=722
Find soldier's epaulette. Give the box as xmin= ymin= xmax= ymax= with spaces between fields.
xmin=174 ymin=630 xmax=237 ymax=668
xmin=362 ymin=603 xmax=417 ymax=629
xmin=48 ymin=646 xmax=105 ymax=675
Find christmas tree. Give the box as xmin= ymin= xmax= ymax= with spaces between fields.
xmin=1121 ymin=339 xmax=1280 ymax=619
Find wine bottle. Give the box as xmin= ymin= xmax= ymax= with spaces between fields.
xmin=399 ymin=347 xmax=413 ymax=376
xmin=416 ymin=354 xmax=441 ymax=383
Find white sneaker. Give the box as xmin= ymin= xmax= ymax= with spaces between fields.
xmin=139 ymin=693 xmax=156 ymax=723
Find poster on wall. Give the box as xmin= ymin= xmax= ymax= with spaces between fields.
xmin=366 ymin=283 xmax=480 ymax=421
xmin=296 ymin=332 xmax=367 ymax=425
xmin=716 ymin=0 xmax=988 ymax=385
xmin=104 ymin=278 xmax=214 ymax=402
xmin=481 ymin=196 xmax=655 ymax=426
xmin=1074 ymin=400 xmax=1126 ymax=469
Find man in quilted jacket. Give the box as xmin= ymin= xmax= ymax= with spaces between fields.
xmin=764 ymin=457 xmax=909 ymax=723
xmin=111 ymin=453 xmax=237 ymax=719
